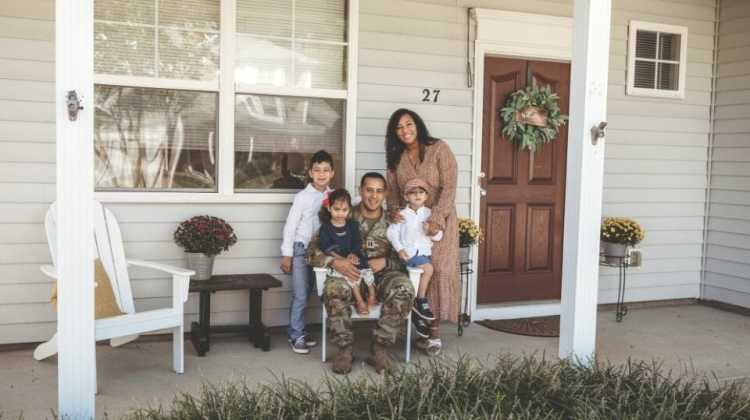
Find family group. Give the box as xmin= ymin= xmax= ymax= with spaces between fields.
xmin=280 ymin=108 xmax=459 ymax=374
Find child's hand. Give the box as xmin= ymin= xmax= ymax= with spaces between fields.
xmin=347 ymin=254 xmax=360 ymax=265
xmin=280 ymin=256 xmax=292 ymax=273
xmin=423 ymin=221 xmax=440 ymax=236
xmin=398 ymin=250 xmax=409 ymax=261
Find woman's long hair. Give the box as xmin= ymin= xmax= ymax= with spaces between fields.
xmin=385 ymin=108 xmax=437 ymax=171
xmin=319 ymin=188 xmax=352 ymax=224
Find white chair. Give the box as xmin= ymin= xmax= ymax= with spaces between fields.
xmin=33 ymin=201 xmax=194 ymax=377
xmin=313 ymin=266 xmax=422 ymax=363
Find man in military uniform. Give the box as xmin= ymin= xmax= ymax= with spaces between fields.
xmin=307 ymin=172 xmax=414 ymax=374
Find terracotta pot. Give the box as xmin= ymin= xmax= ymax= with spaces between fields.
xmin=514 ymin=106 xmax=548 ymax=127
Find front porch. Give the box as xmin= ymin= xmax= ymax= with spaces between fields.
xmin=2 ymin=303 xmax=749 ymax=419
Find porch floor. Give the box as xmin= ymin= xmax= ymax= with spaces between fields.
xmin=1 ymin=303 xmax=749 ymax=419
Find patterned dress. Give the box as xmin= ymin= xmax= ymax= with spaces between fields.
xmin=387 ymin=139 xmax=460 ymax=323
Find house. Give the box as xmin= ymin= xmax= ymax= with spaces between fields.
xmin=1 ymin=0 xmax=748 ymax=416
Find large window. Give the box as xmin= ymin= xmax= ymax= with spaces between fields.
xmin=93 ymin=0 xmax=351 ymax=194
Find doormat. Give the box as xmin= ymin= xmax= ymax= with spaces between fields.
xmin=477 ymin=316 xmax=559 ymax=337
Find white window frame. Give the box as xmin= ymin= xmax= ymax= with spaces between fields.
xmin=626 ymin=20 xmax=687 ymax=99
xmin=94 ymin=0 xmax=358 ymax=204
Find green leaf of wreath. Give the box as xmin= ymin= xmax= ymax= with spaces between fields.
xmin=499 ymin=84 xmax=568 ymax=152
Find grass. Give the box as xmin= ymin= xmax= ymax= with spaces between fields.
xmin=126 ymin=354 xmax=750 ymax=420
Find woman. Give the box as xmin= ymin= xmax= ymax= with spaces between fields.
xmin=385 ymin=108 xmax=459 ymax=355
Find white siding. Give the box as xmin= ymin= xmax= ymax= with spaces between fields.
xmin=0 ymin=0 xmax=719 ymax=344
xmin=703 ymin=0 xmax=750 ymax=308
xmin=593 ymin=0 xmax=713 ymax=304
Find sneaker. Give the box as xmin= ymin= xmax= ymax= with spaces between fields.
xmin=303 ymin=333 xmax=317 ymax=348
xmin=412 ymin=297 xmax=436 ymax=321
xmin=415 ymin=337 xmax=442 ymax=356
xmin=411 ymin=316 xmax=431 ymax=338
xmin=289 ymin=336 xmax=310 ymax=354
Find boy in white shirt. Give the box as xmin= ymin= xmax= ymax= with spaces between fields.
xmin=387 ymin=178 xmax=443 ymax=326
xmin=280 ymin=150 xmax=334 ymax=354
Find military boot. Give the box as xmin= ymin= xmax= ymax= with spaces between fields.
xmin=367 ymin=341 xmax=392 ymax=373
xmin=331 ymin=346 xmax=353 ymax=374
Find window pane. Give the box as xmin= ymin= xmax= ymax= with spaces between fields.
xmin=633 ymin=60 xmax=656 ymax=89
xmin=237 ymin=0 xmax=292 ymax=38
xmin=635 ymin=30 xmax=657 ymax=59
xmin=235 ymin=35 xmax=292 ymax=87
xmin=659 ymin=33 xmax=680 ymax=61
xmin=295 ymin=0 xmax=346 ymax=42
xmin=235 ymin=0 xmax=348 ymax=90
xmin=158 ymin=28 xmax=220 ymax=80
xmin=657 ymin=62 xmax=679 ymax=90
xmin=94 ymin=0 xmax=219 ymax=80
xmin=234 ymin=94 xmax=343 ymax=190
xmin=159 ymin=0 xmax=219 ymax=31
xmin=95 ymin=0 xmax=154 ymax=25
xmin=95 ymin=85 xmax=218 ymax=190
xmin=295 ymin=42 xmax=346 ymax=89
xmin=95 ymin=22 xmax=155 ymax=77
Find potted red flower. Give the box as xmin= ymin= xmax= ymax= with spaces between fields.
xmin=174 ymin=215 xmax=237 ymax=280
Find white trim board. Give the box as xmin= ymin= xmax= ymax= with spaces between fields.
xmin=474 ymin=302 xmax=561 ymax=322
xmin=468 ymin=9 xmax=573 ymax=321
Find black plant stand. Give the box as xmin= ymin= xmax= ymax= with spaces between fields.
xmin=599 ymin=255 xmax=630 ymax=322
xmin=458 ymin=259 xmax=473 ymax=336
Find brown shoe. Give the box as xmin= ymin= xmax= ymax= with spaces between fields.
xmin=367 ymin=341 xmax=392 ymax=373
xmin=331 ymin=346 xmax=353 ymax=374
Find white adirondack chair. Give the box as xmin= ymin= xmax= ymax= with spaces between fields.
xmin=314 ymin=266 xmax=422 ymax=363
xmin=33 ymin=201 xmax=194 ymax=377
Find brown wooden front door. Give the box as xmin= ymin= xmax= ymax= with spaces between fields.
xmin=477 ymin=57 xmax=570 ymax=304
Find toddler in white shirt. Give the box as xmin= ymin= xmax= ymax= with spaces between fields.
xmin=386 ymin=178 xmax=443 ymax=323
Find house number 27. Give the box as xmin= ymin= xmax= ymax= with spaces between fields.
xmin=421 ymin=89 xmax=440 ymax=103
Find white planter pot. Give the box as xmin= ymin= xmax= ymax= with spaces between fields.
xmin=185 ymin=252 xmax=214 ymax=280
xmin=601 ymin=241 xmax=628 ymax=265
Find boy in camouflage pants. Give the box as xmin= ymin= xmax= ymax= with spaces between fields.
xmin=307 ymin=172 xmax=414 ymax=374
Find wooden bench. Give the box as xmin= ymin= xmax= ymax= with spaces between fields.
xmin=189 ymin=273 xmax=282 ymax=356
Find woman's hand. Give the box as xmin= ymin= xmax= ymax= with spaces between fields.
xmin=280 ymin=256 xmax=292 ymax=273
xmin=331 ymin=257 xmax=360 ymax=283
xmin=398 ymin=250 xmax=409 ymax=261
xmin=346 ymin=253 xmax=360 ymax=266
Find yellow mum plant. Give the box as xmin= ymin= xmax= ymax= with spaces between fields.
xmin=458 ymin=218 xmax=483 ymax=248
xmin=600 ymin=217 xmax=645 ymax=246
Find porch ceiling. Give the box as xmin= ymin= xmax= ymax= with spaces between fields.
xmin=1 ymin=303 xmax=749 ymax=419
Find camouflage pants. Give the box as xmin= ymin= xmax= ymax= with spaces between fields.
xmin=323 ymin=269 xmax=414 ymax=348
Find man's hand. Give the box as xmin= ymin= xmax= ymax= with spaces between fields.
xmin=368 ymin=257 xmax=387 ymax=273
xmin=331 ymin=257 xmax=360 ymax=283
xmin=398 ymin=250 xmax=409 ymax=261
xmin=389 ymin=209 xmax=404 ymax=223
xmin=280 ymin=256 xmax=292 ymax=273
xmin=424 ymin=221 xmax=440 ymax=236
xmin=346 ymin=253 xmax=360 ymax=266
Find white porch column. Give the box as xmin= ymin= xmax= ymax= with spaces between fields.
xmin=558 ymin=0 xmax=611 ymax=362
xmin=56 ymin=0 xmax=96 ymax=417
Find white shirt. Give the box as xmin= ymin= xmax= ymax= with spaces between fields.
xmin=386 ymin=206 xmax=443 ymax=259
xmin=280 ymin=184 xmax=331 ymax=257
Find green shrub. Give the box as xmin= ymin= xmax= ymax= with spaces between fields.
xmin=126 ymin=355 xmax=750 ymax=420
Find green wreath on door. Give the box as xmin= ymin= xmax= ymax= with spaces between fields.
xmin=499 ymin=85 xmax=568 ymax=152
